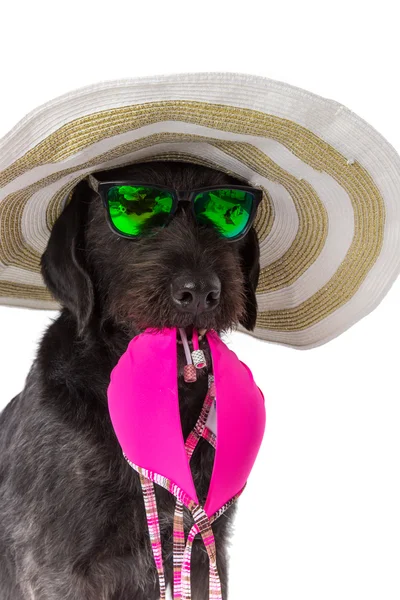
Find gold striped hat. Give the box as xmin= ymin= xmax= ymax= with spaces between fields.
xmin=1 ymin=72 xmax=400 ymax=349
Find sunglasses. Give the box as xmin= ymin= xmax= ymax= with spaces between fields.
xmin=87 ymin=174 xmax=263 ymax=242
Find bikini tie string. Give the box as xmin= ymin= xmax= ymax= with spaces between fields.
xmin=139 ymin=373 xmax=223 ymax=599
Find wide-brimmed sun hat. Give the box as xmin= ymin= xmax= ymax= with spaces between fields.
xmin=1 ymin=72 xmax=400 ymax=349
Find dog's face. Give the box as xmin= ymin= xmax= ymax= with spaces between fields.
xmin=41 ymin=161 xmax=260 ymax=338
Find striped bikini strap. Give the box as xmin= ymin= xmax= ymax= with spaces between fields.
xmin=139 ymin=473 xmax=167 ymax=600
xmin=174 ymin=375 xmax=216 ymax=599
xmin=180 ymin=490 xmax=245 ymax=600
xmin=135 ymin=463 xmax=245 ymax=600
xmin=132 ymin=374 xmax=240 ymax=599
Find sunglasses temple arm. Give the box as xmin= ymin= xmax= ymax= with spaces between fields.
xmin=87 ymin=174 xmax=99 ymax=193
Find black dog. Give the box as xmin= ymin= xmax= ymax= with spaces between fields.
xmin=0 ymin=160 xmax=260 ymax=600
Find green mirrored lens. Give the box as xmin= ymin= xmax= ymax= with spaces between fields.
xmin=107 ymin=185 xmax=174 ymax=236
xmin=193 ymin=189 xmax=254 ymax=239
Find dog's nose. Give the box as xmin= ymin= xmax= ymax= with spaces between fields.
xmin=171 ymin=274 xmax=221 ymax=313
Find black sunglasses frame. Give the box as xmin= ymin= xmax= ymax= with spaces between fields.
xmin=87 ymin=175 xmax=263 ymax=242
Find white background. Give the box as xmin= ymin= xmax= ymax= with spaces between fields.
xmin=1 ymin=2 xmax=400 ymax=599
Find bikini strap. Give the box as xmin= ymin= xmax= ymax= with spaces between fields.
xmin=173 ymin=375 xmax=215 ymax=598
xmin=184 ymin=374 xmax=215 ymax=461
xmin=139 ymin=474 xmax=167 ymax=600
xmin=180 ymin=488 xmax=246 ymax=600
xmin=132 ymin=463 xmax=245 ymax=600
xmin=128 ymin=375 xmax=241 ymax=599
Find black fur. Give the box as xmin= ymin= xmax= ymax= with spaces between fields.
xmin=0 ymin=161 xmax=260 ymax=599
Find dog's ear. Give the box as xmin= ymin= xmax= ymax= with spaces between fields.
xmin=41 ymin=182 xmax=94 ymax=336
xmin=238 ymin=227 xmax=260 ymax=331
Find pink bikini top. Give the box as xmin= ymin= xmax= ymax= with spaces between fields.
xmin=108 ymin=328 xmax=266 ymax=600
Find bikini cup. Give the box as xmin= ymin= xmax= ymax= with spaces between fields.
xmin=108 ymin=328 xmax=266 ymax=599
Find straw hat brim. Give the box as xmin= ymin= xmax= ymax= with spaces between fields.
xmin=1 ymin=72 xmax=400 ymax=349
